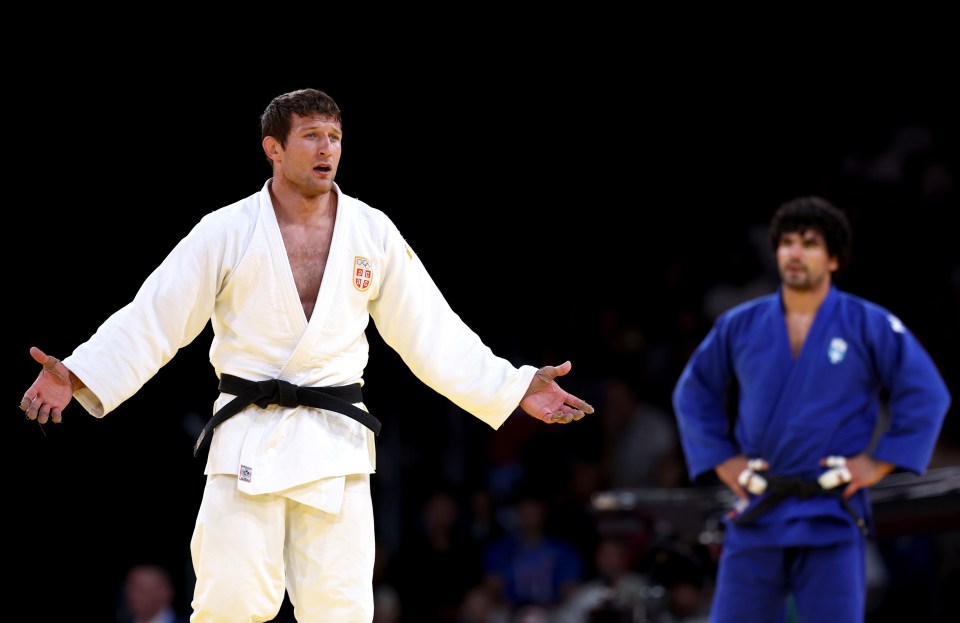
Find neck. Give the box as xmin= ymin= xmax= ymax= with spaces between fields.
xmin=268 ymin=177 xmax=336 ymax=225
xmin=781 ymin=280 xmax=831 ymax=314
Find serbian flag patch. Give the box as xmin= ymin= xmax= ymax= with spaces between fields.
xmin=353 ymin=256 xmax=373 ymax=292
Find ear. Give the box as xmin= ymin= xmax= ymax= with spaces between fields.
xmin=828 ymin=255 xmax=840 ymax=273
xmin=262 ymin=136 xmax=281 ymax=163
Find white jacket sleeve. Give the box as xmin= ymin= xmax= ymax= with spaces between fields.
xmin=369 ymin=218 xmax=536 ymax=429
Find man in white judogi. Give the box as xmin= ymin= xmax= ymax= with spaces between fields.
xmin=19 ymin=88 xmax=594 ymax=622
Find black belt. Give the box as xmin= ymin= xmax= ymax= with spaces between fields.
xmin=193 ymin=374 xmax=381 ymax=457
xmin=732 ymin=473 xmax=868 ymax=536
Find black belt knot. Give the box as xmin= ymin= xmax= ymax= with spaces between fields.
xmin=255 ymin=379 xmax=299 ymax=409
xmin=733 ymin=472 xmax=868 ymax=536
xmin=773 ymin=477 xmax=822 ymax=500
xmin=193 ymin=374 xmax=381 ymax=457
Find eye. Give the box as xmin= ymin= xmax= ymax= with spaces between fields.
xmin=802 ymin=235 xmax=825 ymax=248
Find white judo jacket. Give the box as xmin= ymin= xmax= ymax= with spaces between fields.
xmin=65 ymin=179 xmax=537 ymax=510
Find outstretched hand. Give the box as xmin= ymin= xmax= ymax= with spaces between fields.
xmin=519 ymin=361 xmax=594 ymax=424
xmin=19 ymin=346 xmax=77 ymax=424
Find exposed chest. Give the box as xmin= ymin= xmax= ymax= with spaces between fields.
xmin=280 ymin=224 xmax=334 ymax=320
xmin=785 ymin=311 xmax=816 ymax=358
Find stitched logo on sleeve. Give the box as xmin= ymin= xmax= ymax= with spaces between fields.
xmin=239 ymin=465 xmax=253 ymax=482
xmin=887 ymin=314 xmax=905 ymax=334
xmin=827 ymin=338 xmax=848 ymax=364
xmin=353 ymin=256 xmax=373 ymax=292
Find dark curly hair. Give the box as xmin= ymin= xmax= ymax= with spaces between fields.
xmin=769 ymin=196 xmax=853 ymax=270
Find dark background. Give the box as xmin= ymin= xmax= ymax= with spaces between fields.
xmin=9 ymin=42 xmax=958 ymax=620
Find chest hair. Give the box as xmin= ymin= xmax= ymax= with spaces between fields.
xmin=280 ymin=224 xmax=333 ymax=321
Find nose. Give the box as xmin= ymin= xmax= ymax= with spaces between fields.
xmin=783 ymin=240 xmax=805 ymax=257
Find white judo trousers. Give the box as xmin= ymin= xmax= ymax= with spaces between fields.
xmin=190 ymin=473 xmax=376 ymax=622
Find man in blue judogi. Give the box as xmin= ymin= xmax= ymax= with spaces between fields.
xmin=673 ymin=196 xmax=951 ymax=622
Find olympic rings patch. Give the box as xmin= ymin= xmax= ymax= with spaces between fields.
xmin=353 ymin=256 xmax=374 ymax=292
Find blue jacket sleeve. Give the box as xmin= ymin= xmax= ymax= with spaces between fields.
xmin=868 ymin=312 xmax=951 ymax=474
xmin=672 ymin=315 xmax=742 ymax=481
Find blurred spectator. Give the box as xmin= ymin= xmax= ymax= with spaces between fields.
xmin=548 ymin=458 xmax=604 ymax=568
xmin=646 ymin=539 xmax=712 ymax=623
xmin=871 ymin=533 xmax=944 ymax=622
xmin=482 ymin=486 xmax=585 ymax=613
xmin=467 ymin=485 xmax=506 ymax=550
xmin=934 ymin=531 xmax=960 ymax=623
xmin=512 ymin=604 xmax=553 ymax=623
xmin=117 ymin=563 xmax=189 ymax=623
xmin=699 ymin=224 xmax=779 ymax=323
xmin=388 ymin=483 xmax=484 ymax=622
xmin=373 ymin=542 xmax=401 ymax=623
xmin=555 ymin=535 xmax=651 ymax=623
xmin=457 ymin=584 xmax=511 ymax=623
xmin=598 ymin=377 xmax=681 ymax=490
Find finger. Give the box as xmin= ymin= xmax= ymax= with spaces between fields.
xmin=552 ymin=405 xmax=591 ymax=423
xmin=19 ymin=395 xmax=32 ymax=411
xmin=742 ymin=470 xmax=768 ymax=495
xmin=35 ymin=351 xmax=71 ymax=385
xmin=50 ymin=408 xmax=63 ymax=424
xmin=821 ymin=455 xmax=846 ymax=468
xmin=23 ymin=395 xmax=40 ymax=420
xmin=727 ymin=492 xmax=749 ymax=516
xmin=568 ymin=396 xmax=594 ymax=415
xmin=842 ymin=481 xmax=860 ymax=499
xmin=38 ymin=403 xmax=60 ymax=424
xmin=29 ymin=346 xmax=48 ymax=365
xmin=36 ymin=400 xmax=53 ymax=424
xmin=818 ymin=466 xmax=852 ymax=489
xmin=738 ymin=468 xmax=768 ymax=495
xmin=540 ymin=361 xmax=572 ymax=382
xmin=729 ymin=489 xmax=748 ymax=504
xmin=560 ymin=390 xmax=594 ymax=414
xmin=535 ymin=367 xmax=559 ymax=384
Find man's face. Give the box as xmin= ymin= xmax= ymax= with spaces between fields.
xmin=776 ymin=228 xmax=838 ymax=291
xmin=277 ymin=113 xmax=343 ymax=197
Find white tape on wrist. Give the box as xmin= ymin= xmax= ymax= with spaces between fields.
xmin=818 ymin=466 xmax=852 ymax=489
xmin=738 ymin=468 xmax=768 ymax=494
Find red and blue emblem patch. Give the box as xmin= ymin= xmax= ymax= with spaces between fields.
xmin=353 ymin=256 xmax=373 ymax=292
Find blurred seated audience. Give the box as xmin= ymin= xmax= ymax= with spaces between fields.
xmin=116 ymin=562 xmax=189 ymax=623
